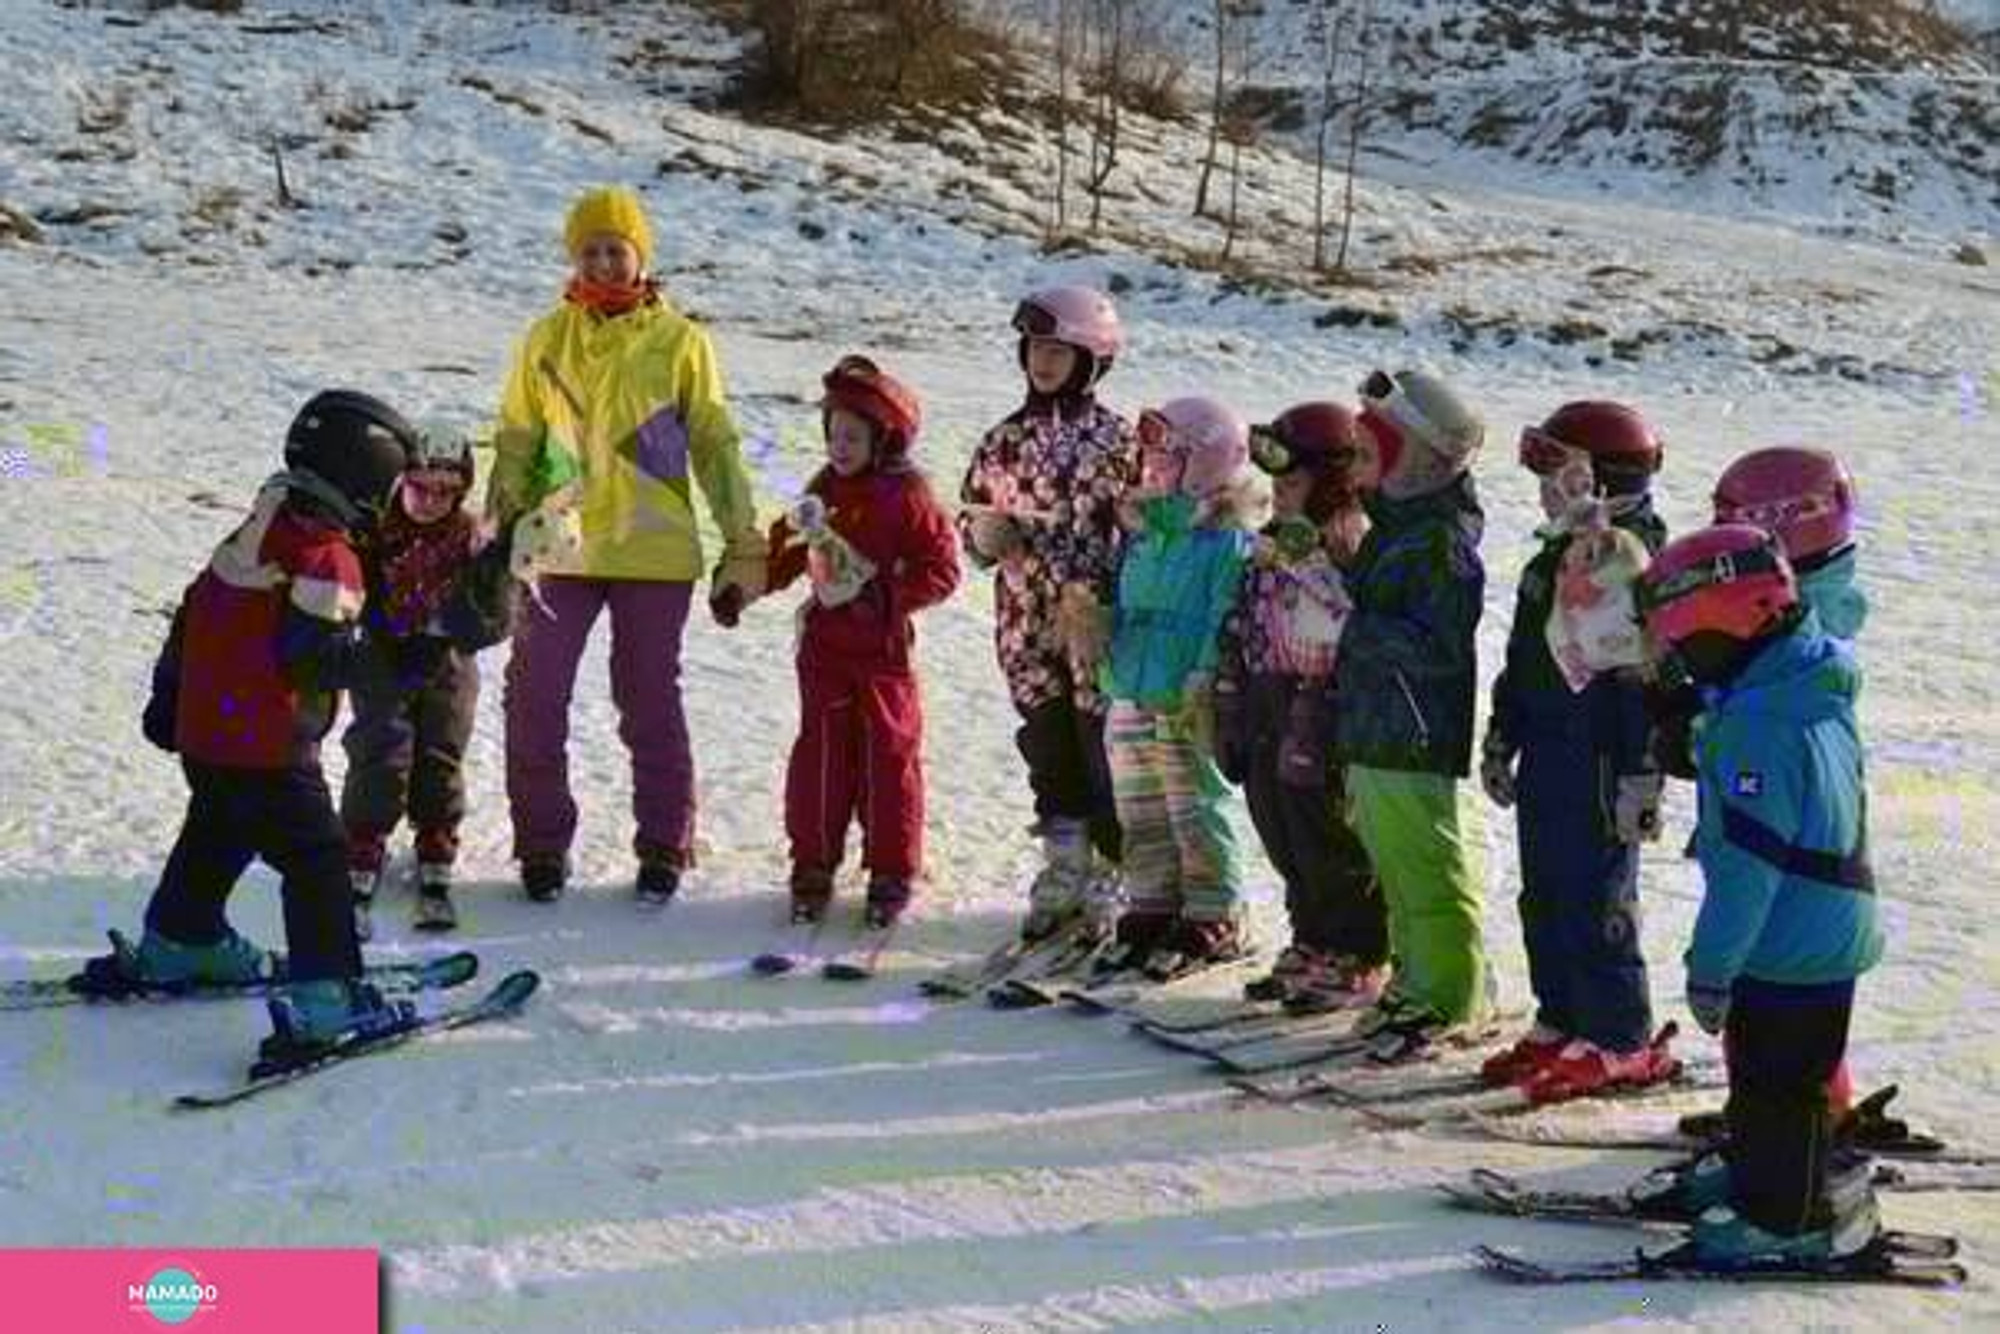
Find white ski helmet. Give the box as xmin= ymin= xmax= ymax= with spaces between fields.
xmin=407 ymin=417 xmax=477 ymax=489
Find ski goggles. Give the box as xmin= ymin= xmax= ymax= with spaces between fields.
xmin=1011 ymin=299 xmax=1062 ymax=339
xmin=1357 ymin=369 xmax=1439 ymax=448
xmin=1517 ymin=425 xmax=1590 ymax=476
xmin=1249 ymin=423 xmax=1297 ymax=473
xmin=1250 ymin=423 xmax=1354 ymax=477
xmin=1136 ymin=408 xmax=1188 ymax=454
xmin=1713 ymin=489 xmax=1839 ymax=535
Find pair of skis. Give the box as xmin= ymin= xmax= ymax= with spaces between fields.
xmin=1448 ymin=1168 xmax=1965 ymax=1286
xmin=174 ymin=969 xmax=541 ymax=1110
xmin=0 ymin=932 xmax=480 ymax=1011
xmin=1458 ymin=1085 xmax=1995 ymax=1164
xmin=0 ymin=932 xmax=540 ymax=1109
xmin=915 ymin=919 xmax=1104 ymax=1001
xmin=1253 ymin=1027 xmax=1720 ymax=1128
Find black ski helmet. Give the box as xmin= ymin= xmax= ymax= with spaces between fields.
xmin=284 ymin=389 xmax=418 ymax=526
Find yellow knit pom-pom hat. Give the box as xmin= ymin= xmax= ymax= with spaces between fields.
xmin=563 ymin=186 xmax=654 ymax=268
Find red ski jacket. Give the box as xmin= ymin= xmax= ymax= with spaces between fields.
xmin=161 ymin=484 xmax=366 ymax=769
xmin=765 ymin=468 xmax=960 ymax=674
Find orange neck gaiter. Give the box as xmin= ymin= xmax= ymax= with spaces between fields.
xmin=564 ymin=275 xmax=658 ymax=318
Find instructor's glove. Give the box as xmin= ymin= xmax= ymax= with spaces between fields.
xmin=1615 ymin=772 xmax=1665 ymax=844
xmin=1479 ymin=729 xmax=1518 ymax=808
xmin=708 ymin=582 xmax=747 ymax=629
xmin=1686 ymin=978 xmax=1732 ymax=1036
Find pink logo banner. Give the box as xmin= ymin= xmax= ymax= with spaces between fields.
xmin=0 ymin=1249 xmax=376 ymax=1332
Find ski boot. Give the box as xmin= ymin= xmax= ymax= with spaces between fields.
xmin=520 ymin=854 xmax=568 ymax=904
xmin=1244 ymin=944 xmax=1319 ymax=1003
xmin=635 ymin=845 xmax=685 ymax=907
xmin=1088 ymin=908 xmax=1177 ymax=978
xmin=864 ymin=878 xmax=912 ymax=931
xmin=78 ymin=927 xmax=273 ymax=995
xmin=258 ymin=979 xmax=416 ymax=1070
xmin=1019 ymin=819 xmax=1092 ymax=943
xmin=350 ymin=868 xmax=381 ymax=944
xmin=1689 ymin=1161 xmax=1881 ymax=1270
xmin=1144 ymin=916 xmax=1245 ymax=981
xmin=1480 ymin=1024 xmax=1568 ymax=1088
xmin=1282 ymin=954 xmax=1389 ymax=1015
xmin=1522 ymin=1030 xmax=1683 ymax=1104
xmin=1627 ymin=1151 xmax=1733 ymax=1222
xmin=789 ymin=865 xmax=835 ymax=925
xmin=412 ymin=861 xmax=457 ymax=932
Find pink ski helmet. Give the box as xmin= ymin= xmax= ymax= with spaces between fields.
xmin=1639 ymin=523 xmax=1799 ymax=650
xmin=1712 ymin=447 xmax=1856 ymax=566
xmin=1012 ymin=286 xmax=1125 ymax=362
xmin=1139 ymin=397 xmax=1250 ymax=499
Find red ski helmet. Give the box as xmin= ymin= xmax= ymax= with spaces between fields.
xmin=1712 ymin=447 xmax=1856 ymax=566
xmin=1251 ymin=402 xmax=1361 ymax=522
xmin=1518 ymin=401 xmax=1663 ymax=481
xmin=821 ymin=355 xmax=922 ymax=465
xmin=1639 ymin=523 xmax=1799 ymax=649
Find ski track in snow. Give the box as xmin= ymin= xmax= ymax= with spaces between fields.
xmin=1 ymin=2 xmax=1995 ymax=1330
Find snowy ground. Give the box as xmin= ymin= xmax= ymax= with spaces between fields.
xmin=2 ymin=3 xmax=1997 ymax=1330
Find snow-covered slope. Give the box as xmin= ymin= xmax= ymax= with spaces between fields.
xmin=1 ymin=3 xmax=1997 ymax=1330
xmin=1153 ymin=0 xmax=1997 ymax=240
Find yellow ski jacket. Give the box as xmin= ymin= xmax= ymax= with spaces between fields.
xmin=489 ymin=295 xmax=762 ymax=582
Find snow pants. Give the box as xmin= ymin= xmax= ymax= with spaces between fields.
xmin=1344 ymin=766 xmax=1486 ymax=1023
xmin=1513 ymin=694 xmax=1653 ymax=1051
xmin=1015 ymin=665 xmax=1121 ymax=863
xmin=1242 ymin=675 xmax=1385 ymax=963
xmin=341 ymin=635 xmax=479 ymax=869
xmin=504 ymin=577 xmax=695 ymax=864
xmin=1725 ymin=977 xmax=1856 ymax=1235
xmin=1108 ymin=700 xmax=1241 ymax=922
xmin=786 ymin=656 xmax=925 ymax=882
xmin=145 ymin=759 xmax=360 ymax=984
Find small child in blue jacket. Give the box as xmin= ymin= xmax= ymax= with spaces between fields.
xmin=1637 ymin=522 xmax=1884 ymax=1270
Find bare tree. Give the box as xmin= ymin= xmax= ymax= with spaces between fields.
xmin=1050 ymin=0 xmax=1069 ymax=235
xmin=1309 ymin=0 xmax=1350 ymax=272
xmin=1218 ymin=9 xmax=1259 ymax=261
xmin=1333 ymin=0 xmax=1374 ymax=274
xmin=1083 ymin=0 xmax=1129 ymax=234
xmin=1194 ymin=0 xmax=1229 ymax=218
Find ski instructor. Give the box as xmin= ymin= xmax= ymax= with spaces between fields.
xmin=486 ymin=184 xmax=768 ymax=905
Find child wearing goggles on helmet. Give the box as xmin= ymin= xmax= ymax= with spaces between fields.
xmin=1214 ymin=403 xmax=1388 ymax=1012
xmin=1631 ymin=524 xmax=1884 ymax=1270
xmin=1477 ymin=401 xmax=1679 ymax=1103
xmin=1087 ymin=397 xmax=1262 ymax=973
xmin=1657 ymin=445 xmax=1872 ymax=1137
xmin=1333 ymin=367 xmax=1490 ymax=1057
xmin=754 ymin=356 xmax=961 ymax=932
xmin=341 ymin=420 xmax=516 ymax=939
xmin=957 ymin=286 xmax=1137 ymax=944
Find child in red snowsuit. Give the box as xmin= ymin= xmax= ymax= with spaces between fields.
xmin=762 ymin=356 xmax=960 ymax=927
